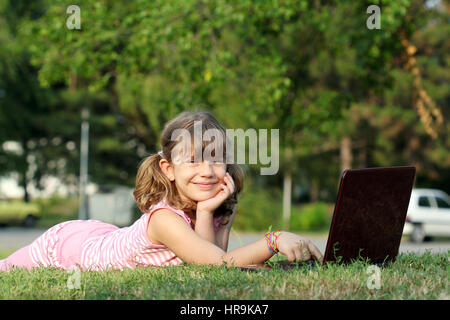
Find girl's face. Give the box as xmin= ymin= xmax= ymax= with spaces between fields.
xmin=172 ymin=160 xmax=227 ymax=202
xmin=160 ymin=146 xmax=227 ymax=202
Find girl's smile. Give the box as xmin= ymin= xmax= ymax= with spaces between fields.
xmin=192 ymin=181 xmax=219 ymax=190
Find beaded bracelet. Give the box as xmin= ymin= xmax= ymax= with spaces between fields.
xmin=264 ymin=230 xmax=285 ymax=254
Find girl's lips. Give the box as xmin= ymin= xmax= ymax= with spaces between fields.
xmin=193 ymin=182 xmax=218 ymax=190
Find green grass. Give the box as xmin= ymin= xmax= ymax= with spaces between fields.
xmin=0 ymin=251 xmax=448 ymax=300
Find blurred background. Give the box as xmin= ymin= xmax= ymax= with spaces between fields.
xmin=0 ymin=0 xmax=448 ymax=238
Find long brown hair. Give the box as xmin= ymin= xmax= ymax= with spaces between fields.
xmin=133 ymin=111 xmax=244 ymax=223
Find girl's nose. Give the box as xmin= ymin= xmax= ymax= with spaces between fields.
xmin=199 ymin=160 xmax=214 ymax=176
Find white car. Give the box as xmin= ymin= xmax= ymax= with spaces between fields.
xmin=403 ymin=188 xmax=450 ymax=242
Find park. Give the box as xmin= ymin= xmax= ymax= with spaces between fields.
xmin=0 ymin=0 xmax=448 ymax=305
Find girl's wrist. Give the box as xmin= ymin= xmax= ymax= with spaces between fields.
xmin=196 ymin=209 xmax=214 ymax=218
xmin=194 ymin=212 xmax=216 ymax=244
xmin=264 ymin=230 xmax=285 ymax=254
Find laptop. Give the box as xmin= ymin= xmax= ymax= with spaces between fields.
xmin=240 ymin=166 xmax=416 ymax=271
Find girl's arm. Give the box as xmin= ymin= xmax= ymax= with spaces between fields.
xmin=149 ymin=209 xmax=270 ymax=266
xmin=194 ymin=172 xmax=236 ymax=248
xmin=194 ymin=209 xmax=216 ymax=244
xmin=194 ymin=208 xmax=235 ymax=251
xmin=214 ymin=207 xmax=237 ymax=251
xmin=148 ymin=209 xmax=322 ymax=266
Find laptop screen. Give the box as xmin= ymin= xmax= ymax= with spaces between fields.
xmin=323 ymin=166 xmax=416 ymax=265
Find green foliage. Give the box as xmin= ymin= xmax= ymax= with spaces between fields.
xmin=0 ymin=200 xmax=40 ymax=216
xmin=32 ymin=196 xmax=79 ymax=227
xmin=234 ymin=187 xmax=282 ymax=232
xmin=290 ymin=202 xmax=333 ymax=231
xmin=0 ymin=196 xmax=79 ymax=227
xmin=1 ymin=0 xmax=449 ymax=214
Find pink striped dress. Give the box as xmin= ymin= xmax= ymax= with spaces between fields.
xmin=0 ymin=200 xmax=218 ymax=271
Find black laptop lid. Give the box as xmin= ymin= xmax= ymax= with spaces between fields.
xmin=323 ymin=166 xmax=416 ymax=265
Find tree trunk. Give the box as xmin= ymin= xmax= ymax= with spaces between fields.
xmin=20 ymin=171 xmax=29 ymax=203
xmin=340 ymin=136 xmax=352 ymax=172
xmin=20 ymin=140 xmax=30 ymax=202
xmin=282 ymin=148 xmax=293 ymax=230
xmin=310 ymin=178 xmax=319 ymax=202
xmin=282 ymin=171 xmax=292 ymax=230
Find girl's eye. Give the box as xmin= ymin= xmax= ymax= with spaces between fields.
xmin=184 ymin=158 xmax=225 ymax=166
xmin=187 ymin=159 xmax=199 ymax=165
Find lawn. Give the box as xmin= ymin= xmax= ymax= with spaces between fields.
xmin=0 ymin=251 xmax=448 ymax=300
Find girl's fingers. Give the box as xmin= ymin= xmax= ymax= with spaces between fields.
xmin=222 ymin=174 xmax=235 ymax=196
xmin=302 ymin=249 xmax=312 ymax=261
xmin=296 ymin=241 xmax=311 ymax=261
xmin=286 ymin=250 xmax=296 ymax=262
xmin=293 ymin=246 xmax=303 ymax=262
xmin=307 ymin=242 xmax=324 ymax=263
xmin=220 ymin=184 xmax=231 ymax=199
xmin=224 ymin=173 xmax=235 ymax=193
xmin=220 ymin=184 xmax=227 ymax=194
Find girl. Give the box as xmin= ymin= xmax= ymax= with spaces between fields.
xmin=0 ymin=111 xmax=322 ymax=271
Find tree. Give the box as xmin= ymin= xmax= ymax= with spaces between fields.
xmin=8 ymin=0 xmax=449 ymax=220
xmin=0 ymin=0 xmax=70 ymax=201
xmin=0 ymin=0 xmax=151 ymax=200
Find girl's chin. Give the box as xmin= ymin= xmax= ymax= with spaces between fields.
xmin=191 ymin=190 xmax=219 ymax=202
xmin=193 ymin=194 xmax=216 ymax=202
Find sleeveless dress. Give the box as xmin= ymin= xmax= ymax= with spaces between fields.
xmin=0 ymin=200 xmax=220 ymax=271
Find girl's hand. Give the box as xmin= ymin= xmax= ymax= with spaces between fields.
xmin=276 ymin=232 xmax=323 ymax=263
xmin=197 ymin=172 xmax=235 ymax=214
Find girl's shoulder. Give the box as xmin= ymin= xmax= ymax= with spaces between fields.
xmin=145 ymin=199 xmax=192 ymax=227
xmin=143 ymin=200 xmax=194 ymax=246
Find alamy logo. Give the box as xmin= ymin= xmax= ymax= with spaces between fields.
xmin=67 ymin=266 xmax=81 ymax=290
xmin=366 ymin=5 xmax=381 ymax=30
xmin=366 ymin=265 xmax=381 ymax=290
xmin=170 ymin=121 xmax=279 ymax=175
xmin=66 ymin=5 xmax=81 ymax=30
